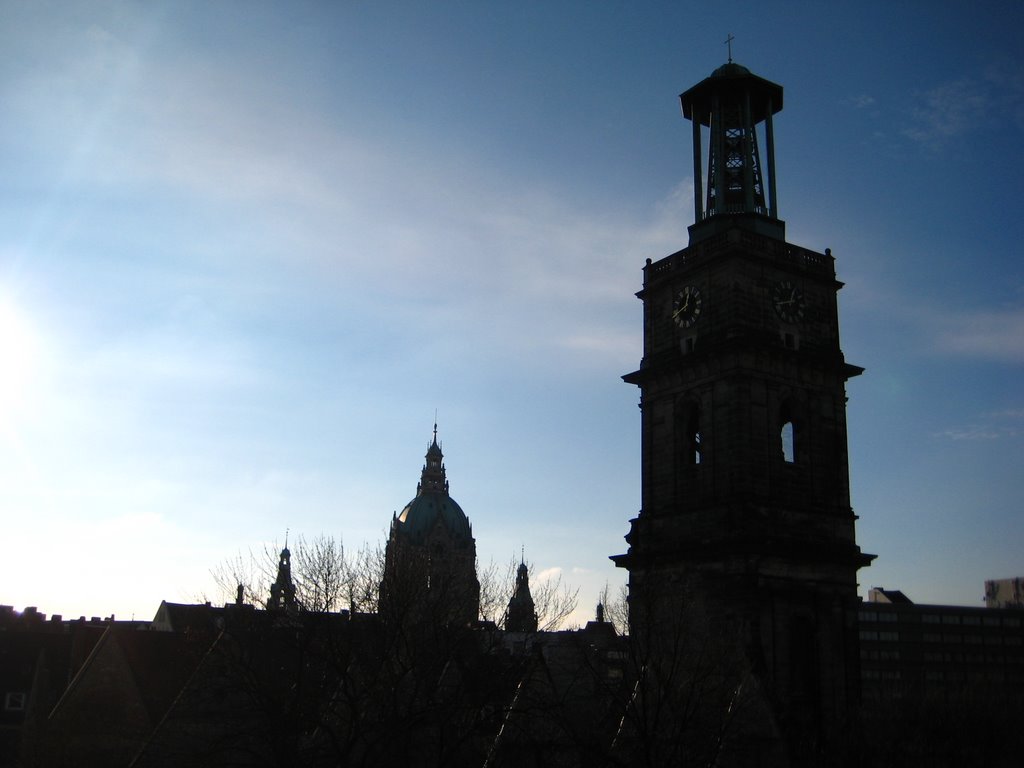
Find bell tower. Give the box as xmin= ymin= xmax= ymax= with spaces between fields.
xmin=613 ymin=61 xmax=874 ymax=758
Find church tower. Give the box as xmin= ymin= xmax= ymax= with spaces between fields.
xmin=267 ymin=543 xmax=297 ymax=613
xmin=505 ymin=559 xmax=538 ymax=633
xmin=613 ymin=61 xmax=874 ymax=757
xmin=380 ymin=426 xmax=480 ymax=627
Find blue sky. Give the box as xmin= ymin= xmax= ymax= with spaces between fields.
xmin=1 ymin=2 xmax=1021 ymax=623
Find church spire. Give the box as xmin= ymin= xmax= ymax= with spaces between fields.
xmin=267 ymin=541 xmax=297 ymax=613
xmin=680 ymin=60 xmax=784 ymax=243
xmin=505 ymin=556 xmax=538 ymax=633
xmin=417 ymin=422 xmax=448 ymax=495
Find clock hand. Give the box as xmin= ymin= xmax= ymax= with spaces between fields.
xmin=673 ymin=296 xmax=691 ymax=319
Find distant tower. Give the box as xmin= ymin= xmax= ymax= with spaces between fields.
xmin=505 ymin=559 xmax=538 ymax=633
xmin=613 ymin=61 xmax=875 ymax=758
xmin=267 ymin=543 xmax=297 ymax=612
xmin=380 ymin=425 xmax=480 ymax=627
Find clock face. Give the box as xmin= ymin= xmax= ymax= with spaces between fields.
xmin=771 ymin=280 xmax=805 ymax=323
xmin=672 ymin=286 xmax=703 ymax=328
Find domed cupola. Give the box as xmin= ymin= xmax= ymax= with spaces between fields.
xmin=381 ymin=423 xmax=480 ymax=627
xmin=393 ymin=423 xmax=473 ymax=545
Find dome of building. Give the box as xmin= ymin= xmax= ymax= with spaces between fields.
xmin=391 ymin=424 xmax=473 ymax=545
xmin=710 ymin=61 xmax=751 ymax=78
xmin=395 ymin=491 xmax=472 ymax=544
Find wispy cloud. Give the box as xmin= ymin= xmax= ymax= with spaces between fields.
xmin=844 ymin=94 xmax=876 ymax=110
xmin=902 ymin=77 xmax=988 ymax=148
xmin=929 ymin=306 xmax=1024 ymax=364
xmin=934 ymin=426 xmax=1007 ymax=441
xmin=985 ymin=408 xmax=1024 ymax=420
xmin=900 ymin=62 xmax=1024 ymax=150
xmin=934 ymin=408 xmax=1022 ymax=442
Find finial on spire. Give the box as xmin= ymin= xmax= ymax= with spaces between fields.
xmin=724 ymin=33 xmax=735 ymax=63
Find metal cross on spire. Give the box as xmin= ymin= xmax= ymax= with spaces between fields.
xmin=724 ymin=33 xmax=735 ymax=63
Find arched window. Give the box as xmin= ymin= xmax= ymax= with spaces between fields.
xmin=780 ymin=402 xmax=796 ymax=463
xmin=685 ymin=404 xmax=703 ymax=465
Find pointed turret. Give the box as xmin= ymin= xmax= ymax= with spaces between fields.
xmin=267 ymin=543 xmax=297 ymax=613
xmin=418 ymin=421 xmax=449 ymax=495
xmin=505 ymin=559 xmax=538 ymax=633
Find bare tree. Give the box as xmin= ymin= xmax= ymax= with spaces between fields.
xmin=293 ymin=534 xmax=346 ymax=612
xmin=598 ymin=582 xmax=630 ymax=636
xmin=477 ymin=558 xmax=508 ymax=625
xmin=533 ymin=566 xmax=579 ymax=631
xmin=207 ymin=535 xmax=385 ymax=614
xmin=478 ymin=554 xmax=579 ymax=631
xmin=208 ymin=545 xmax=277 ymax=608
xmin=342 ymin=540 xmax=386 ymax=614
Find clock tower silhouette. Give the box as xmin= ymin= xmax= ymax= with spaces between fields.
xmin=613 ymin=61 xmax=874 ymax=760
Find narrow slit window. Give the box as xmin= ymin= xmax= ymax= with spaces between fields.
xmin=779 ymin=401 xmax=797 ymax=463
xmin=684 ymin=405 xmax=703 ymax=466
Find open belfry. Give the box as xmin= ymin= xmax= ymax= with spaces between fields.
xmin=613 ymin=58 xmax=875 ymax=759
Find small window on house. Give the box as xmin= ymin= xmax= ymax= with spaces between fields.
xmin=784 ymin=332 xmax=795 ymax=349
xmin=4 ymin=692 xmax=25 ymax=711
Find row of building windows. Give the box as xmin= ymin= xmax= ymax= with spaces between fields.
xmin=861 ymin=649 xmax=901 ymax=661
xmin=859 ymin=610 xmax=1021 ymax=628
xmin=863 ymin=651 xmax=1024 ymax=665
xmin=924 ymin=670 xmax=1023 ymax=683
xmin=864 ymin=669 xmax=1023 ymax=683
xmin=861 ymin=629 xmax=1023 ymax=646
xmin=923 ymin=634 xmax=1022 ymax=645
xmin=919 ymin=651 xmax=1024 ymax=664
xmin=859 ymin=630 xmax=900 ymax=641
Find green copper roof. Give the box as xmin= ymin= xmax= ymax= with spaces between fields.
xmin=396 ymin=491 xmax=472 ymax=544
xmin=393 ymin=426 xmax=473 ymax=544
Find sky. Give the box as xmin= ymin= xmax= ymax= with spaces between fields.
xmin=1 ymin=2 xmax=1022 ymax=624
